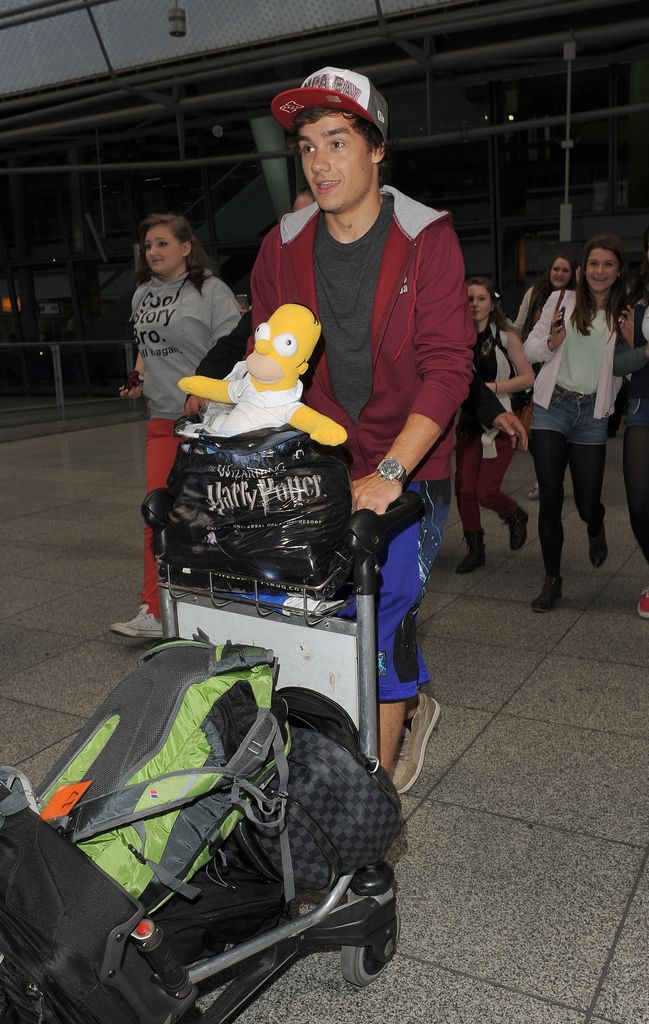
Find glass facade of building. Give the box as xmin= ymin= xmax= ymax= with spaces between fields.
xmin=1 ymin=55 xmax=648 ymax=403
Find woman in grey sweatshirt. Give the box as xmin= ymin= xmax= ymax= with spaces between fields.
xmin=111 ymin=213 xmax=240 ymax=638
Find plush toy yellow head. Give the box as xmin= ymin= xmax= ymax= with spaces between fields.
xmin=246 ymin=303 xmax=321 ymax=391
xmin=178 ymin=302 xmax=346 ymax=445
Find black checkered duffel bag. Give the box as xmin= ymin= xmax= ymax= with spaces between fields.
xmin=235 ymin=724 xmax=402 ymax=892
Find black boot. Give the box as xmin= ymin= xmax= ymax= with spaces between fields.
xmin=455 ymin=530 xmax=485 ymax=574
xmin=588 ymin=523 xmax=608 ymax=567
xmin=505 ymin=505 xmax=529 ymax=551
xmin=531 ymin=575 xmax=563 ymax=612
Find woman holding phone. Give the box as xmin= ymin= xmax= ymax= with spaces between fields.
xmin=523 ymin=235 xmax=627 ymax=611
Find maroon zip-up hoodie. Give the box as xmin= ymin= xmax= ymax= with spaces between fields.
xmin=250 ymin=186 xmax=475 ymax=481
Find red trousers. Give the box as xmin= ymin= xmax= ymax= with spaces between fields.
xmin=141 ymin=418 xmax=181 ymax=617
xmin=455 ymin=428 xmax=517 ymax=532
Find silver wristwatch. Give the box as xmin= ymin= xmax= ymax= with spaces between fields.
xmin=376 ymin=456 xmax=407 ymax=485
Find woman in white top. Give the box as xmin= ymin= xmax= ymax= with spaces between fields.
xmin=523 ymin=235 xmax=627 ymax=611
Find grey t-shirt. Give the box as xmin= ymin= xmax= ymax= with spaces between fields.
xmin=131 ymin=272 xmax=240 ymax=419
xmin=314 ymin=195 xmax=394 ymax=422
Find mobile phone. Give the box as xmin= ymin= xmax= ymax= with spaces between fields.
xmin=119 ymin=370 xmax=143 ymax=393
xmin=235 ymin=293 xmax=250 ymax=314
xmin=553 ymin=307 xmax=565 ymax=330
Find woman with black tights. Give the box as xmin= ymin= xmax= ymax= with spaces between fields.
xmin=616 ymin=224 xmax=649 ymax=618
xmin=523 ymin=235 xmax=627 ymax=611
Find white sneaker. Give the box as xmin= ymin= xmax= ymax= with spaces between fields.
xmin=390 ymin=692 xmax=441 ymax=795
xmin=110 ymin=603 xmax=163 ymax=638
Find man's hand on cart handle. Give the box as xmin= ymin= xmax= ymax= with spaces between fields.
xmin=352 ymin=473 xmax=403 ymax=514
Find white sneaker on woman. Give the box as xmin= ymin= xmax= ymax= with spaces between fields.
xmin=110 ymin=603 xmax=163 ymax=638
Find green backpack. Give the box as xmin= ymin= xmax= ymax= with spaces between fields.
xmin=36 ymin=640 xmax=291 ymax=913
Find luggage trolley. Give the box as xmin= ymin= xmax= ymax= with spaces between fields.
xmin=117 ymin=485 xmax=422 ymax=1023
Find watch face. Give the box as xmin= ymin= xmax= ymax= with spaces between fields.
xmin=379 ymin=458 xmax=404 ymax=481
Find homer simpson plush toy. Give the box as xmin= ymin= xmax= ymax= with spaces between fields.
xmin=178 ymin=303 xmax=347 ymax=446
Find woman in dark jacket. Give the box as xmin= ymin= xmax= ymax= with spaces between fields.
xmin=615 ymin=224 xmax=649 ymax=617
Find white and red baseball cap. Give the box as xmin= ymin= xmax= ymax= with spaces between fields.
xmin=272 ymin=67 xmax=388 ymax=140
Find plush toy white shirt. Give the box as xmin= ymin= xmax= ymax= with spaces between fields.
xmin=180 ymin=362 xmax=304 ymax=437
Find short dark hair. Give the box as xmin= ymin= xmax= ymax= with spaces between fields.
xmin=289 ymin=107 xmax=389 ymax=184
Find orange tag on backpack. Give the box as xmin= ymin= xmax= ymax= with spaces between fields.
xmin=40 ymin=780 xmax=93 ymax=820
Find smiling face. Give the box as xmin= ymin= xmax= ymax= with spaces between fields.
xmin=584 ymin=247 xmax=620 ymax=306
xmin=296 ymin=113 xmax=384 ymax=221
xmin=467 ymin=283 xmax=494 ymax=329
xmin=549 ymin=257 xmax=573 ymax=290
xmin=143 ymin=224 xmax=191 ymax=281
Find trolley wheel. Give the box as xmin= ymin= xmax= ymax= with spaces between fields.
xmin=340 ymin=910 xmax=400 ymax=987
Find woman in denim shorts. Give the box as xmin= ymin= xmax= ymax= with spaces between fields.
xmin=616 ymin=224 xmax=649 ymax=618
xmin=523 ymin=235 xmax=628 ymax=611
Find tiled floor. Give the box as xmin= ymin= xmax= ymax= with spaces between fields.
xmin=1 ymin=421 xmax=648 ymax=1023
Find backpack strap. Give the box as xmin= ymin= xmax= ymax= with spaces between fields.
xmin=65 ymin=767 xmax=230 ymax=841
xmin=231 ymin=722 xmax=295 ymax=903
xmin=0 ymin=767 xmax=39 ymax=817
xmin=65 ymin=710 xmax=285 ymax=842
xmin=128 ymin=821 xmax=200 ymax=900
xmin=138 ymin=639 xmax=274 ymax=676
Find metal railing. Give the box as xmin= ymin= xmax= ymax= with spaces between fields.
xmin=0 ymin=338 xmax=144 ymax=429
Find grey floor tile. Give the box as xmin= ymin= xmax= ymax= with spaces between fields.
xmin=30 ymin=499 xmax=135 ymax=522
xmin=100 ymin=569 xmax=142 ymax=596
xmin=419 ymin=595 xmax=582 ymax=654
xmin=0 ymin=622 xmax=79 ymax=679
xmin=435 ymin=715 xmax=649 ymax=844
xmin=616 ymin=548 xmax=649 ymax=582
xmin=505 ymin=655 xmax=649 ymax=738
xmin=203 ymin=948 xmax=587 ymax=1024
xmin=0 ymin=696 xmax=84 ymax=763
xmin=5 ymin=588 xmax=145 ymax=640
xmin=1 ymin=639 xmax=139 ymax=716
xmin=396 ymin=802 xmax=640 ymax=1007
xmin=417 ymin=586 xmax=460 ymax=620
xmin=554 ymin=577 xmax=649 ymax=667
xmin=0 ymin=573 xmax=77 ymax=619
xmin=0 ymin=515 xmax=80 ymax=546
xmin=595 ymin=871 xmax=649 ymax=1024
xmin=419 ymin=634 xmax=543 ymax=712
xmin=20 ymin=551 xmax=139 ymax=587
xmin=0 ymin=539 xmax=58 ymax=574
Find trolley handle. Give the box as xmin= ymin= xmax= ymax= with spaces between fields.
xmin=142 ymin=488 xmax=174 ymax=534
xmin=346 ymin=490 xmax=423 ymax=596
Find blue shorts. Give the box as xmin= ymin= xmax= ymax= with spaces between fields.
xmin=531 ymin=388 xmax=608 ymax=445
xmin=374 ymin=478 xmax=450 ymax=702
xmin=626 ymin=397 xmax=649 ymax=428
